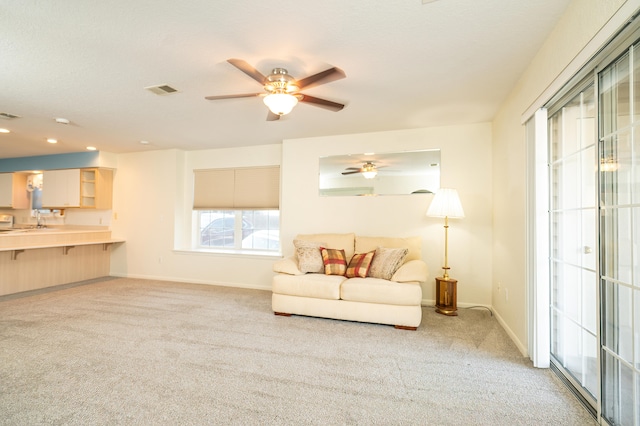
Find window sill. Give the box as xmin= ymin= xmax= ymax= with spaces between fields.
xmin=174 ymin=248 xmax=282 ymax=260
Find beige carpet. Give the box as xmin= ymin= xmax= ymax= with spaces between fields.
xmin=0 ymin=277 xmax=595 ymax=425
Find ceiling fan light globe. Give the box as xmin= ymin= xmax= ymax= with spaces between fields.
xmin=263 ymin=93 xmax=298 ymax=115
xmin=362 ymin=170 xmax=377 ymax=179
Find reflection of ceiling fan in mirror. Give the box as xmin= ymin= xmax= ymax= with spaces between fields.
xmin=205 ymin=59 xmax=346 ymax=121
xmin=342 ymin=162 xmax=382 ymax=179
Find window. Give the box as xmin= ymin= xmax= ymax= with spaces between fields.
xmin=198 ymin=210 xmax=280 ymax=251
xmin=193 ymin=166 xmax=281 ymax=253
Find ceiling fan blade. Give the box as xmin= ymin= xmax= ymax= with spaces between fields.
xmin=299 ymin=94 xmax=345 ymax=112
xmin=227 ymin=58 xmax=266 ymax=84
xmin=297 ymin=67 xmax=346 ymax=90
xmin=266 ymin=110 xmax=281 ymax=121
xmin=205 ymin=93 xmax=262 ymax=100
xmin=345 ymin=167 xmax=361 ymax=170
xmin=341 ymin=170 xmax=361 ymax=175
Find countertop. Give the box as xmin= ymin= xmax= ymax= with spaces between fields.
xmin=0 ymin=227 xmax=124 ymax=251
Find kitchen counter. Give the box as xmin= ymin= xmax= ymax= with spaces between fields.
xmin=0 ymin=227 xmax=123 ymax=251
xmin=0 ymin=227 xmax=125 ymax=296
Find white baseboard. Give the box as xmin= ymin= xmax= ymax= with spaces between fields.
xmin=422 ymin=299 xmax=528 ymax=357
xmin=493 ymin=308 xmax=528 ymax=357
xmin=108 ymin=273 xmax=272 ymax=292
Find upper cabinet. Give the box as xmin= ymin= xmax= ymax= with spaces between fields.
xmin=0 ymin=173 xmax=30 ymax=209
xmin=42 ymin=169 xmax=81 ymax=208
xmin=41 ymin=168 xmax=113 ymax=209
xmin=80 ymin=168 xmax=113 ymax=209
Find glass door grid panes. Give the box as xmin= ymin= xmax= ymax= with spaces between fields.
xmin=599 ymin=44 xmax=640 ymax=426
xmin=547 ymin=40 xmax=640 ymax=425
xmin=548 ymin=82 xmax=599 ymax=406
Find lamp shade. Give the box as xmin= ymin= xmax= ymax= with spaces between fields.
xmin=427 ymin=188 xmax=465 ymax=218
xmin=263 ymin=93 xmax=298 ymax=115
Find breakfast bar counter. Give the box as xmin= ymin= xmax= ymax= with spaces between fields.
xmin=0 ymin=227 xmax=124 ymax=296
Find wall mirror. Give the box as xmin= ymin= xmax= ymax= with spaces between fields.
xmin=319 ymin=149 xmax=440 ymax=196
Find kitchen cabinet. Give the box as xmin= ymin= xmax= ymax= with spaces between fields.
xmin=80 ymin=168 xmax=113 ymax=209
xmin=0 ymin=173 xmax=30 ymax=209
xmin=42 ymin=169 xmax=81 ymax=208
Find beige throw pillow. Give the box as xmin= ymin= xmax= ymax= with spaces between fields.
xmin=369 ymin=247 xmax=409 ymax=280
xmin=294 ymin=239 xmax=325 ymax=273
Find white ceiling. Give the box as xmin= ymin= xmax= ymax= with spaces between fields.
xmin=0 ymin=0 xmax=571 ymax=160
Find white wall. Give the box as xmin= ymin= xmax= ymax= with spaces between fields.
xmin=109 ymin=145 xmax=282 ymax=290
xmin=282 ymin=123 xmax=493 ymax=306
xmin=107 ymin=124 xmax=493 ymax=307
xmin=492 ymin=0 xmax=632 ymax=354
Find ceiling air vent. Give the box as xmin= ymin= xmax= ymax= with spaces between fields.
xmin=145 ymin=84 xmax=178 ymax=95
xmin=0 ymin=112 xmax=21 ymax=119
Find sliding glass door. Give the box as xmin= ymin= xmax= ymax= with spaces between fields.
xmin=599 ymin=45 xmax=640 ymax=426
xmin=545 ymin=40 xmax=640 ymax=425
xmin=548 ymin=81 xmax=599 ymax=407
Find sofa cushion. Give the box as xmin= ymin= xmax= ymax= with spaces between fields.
xmin=369 ymin=247 xmax=408 ymax=280
xmin=272 ymin=273 xmax=345 ymax=300
xmin=294 ymin=239 xmax=325 ymax=273
xmin=355 ymin=236 xmax=422 ymax=262
xmin=320 ymin=247 xmax=348 ymax=275
xmin=295 ymin=233 xmax=355 ymax=260
xmin=273 ymin=256 xmax=303 ymax=275
xmin=341 ymin=278 xmax=422 ymax=306
xmin=391 ymin=259 xmax=428 ymax=283
xmin=345 ymin=251 xmax=375 ymax=278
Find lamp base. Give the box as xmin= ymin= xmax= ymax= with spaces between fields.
xmin=435 ymin=276 xmax=458 ymax=316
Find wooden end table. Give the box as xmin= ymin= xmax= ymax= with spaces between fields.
xmin=435 ymin=276 xmax=458 ymax=316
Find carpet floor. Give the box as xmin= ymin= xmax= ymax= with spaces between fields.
xmin=0 ymin=277 xmax=595 ymax=425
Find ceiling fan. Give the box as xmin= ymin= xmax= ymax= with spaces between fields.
xmin=205 ymin=58 xmax=346 ymax=121
xmin=342 ymin=162 xmax=381 ymax=179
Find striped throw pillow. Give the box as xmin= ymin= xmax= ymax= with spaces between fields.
xmin=345 ymin=251 xmax=376 ymax=278
xmin=320 ymin=247 xmax=348 ymax=276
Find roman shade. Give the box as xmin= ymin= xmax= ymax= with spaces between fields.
xmin=193 ymin=166 xmax=280 ymax=209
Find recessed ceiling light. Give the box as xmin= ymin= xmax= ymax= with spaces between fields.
xmin=86 ymin=146 xmax=97 ymax=151
xmin=55 ymin=117 xmax=70 ymax=124
xmin=140 ymin=140 xmax=150 ymax=145
xmin=47 ymin=138 xmax=57 ymax=144
xmin=0 ymin=128 xmax=10 ymax=133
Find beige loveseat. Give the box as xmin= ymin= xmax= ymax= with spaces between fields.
xmin=272 ymin=233 xmax=428 ymax=329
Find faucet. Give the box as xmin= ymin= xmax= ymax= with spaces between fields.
xmin=35 ymin=210 xmax=45 ymax=228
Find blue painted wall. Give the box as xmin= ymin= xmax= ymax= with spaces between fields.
xmin=0 ymin=152 xmax=100 ymax=172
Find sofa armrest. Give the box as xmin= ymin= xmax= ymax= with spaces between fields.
xmin=273 ymin=256 xmax=304 ymax=275
xmin=391 ymin=260 xmax=428 ymax=283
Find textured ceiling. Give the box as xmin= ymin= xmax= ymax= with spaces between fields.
xmin=0 ymin=0 xmax=571 ymax=160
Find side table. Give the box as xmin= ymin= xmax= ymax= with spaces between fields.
xmin=435 ymin=276 xmax=458 ymax=316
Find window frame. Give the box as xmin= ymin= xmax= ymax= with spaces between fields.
xmin=196 ymin=209 xmax=281 ymax=255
